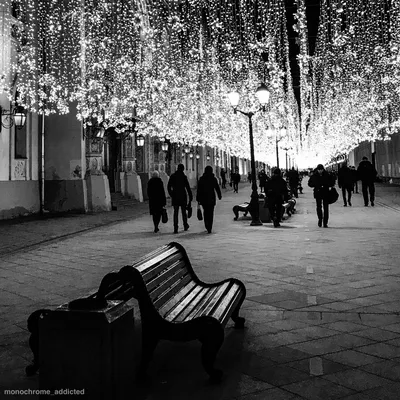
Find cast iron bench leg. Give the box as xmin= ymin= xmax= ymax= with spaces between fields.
xmin=137 ymin=330 xmax=159 ymax=381
xmin=199 ymin=317 xmax=224 ymax=383
xmin=26 ymin=309 xmax=51 ymax=376
xmin=231 ymin=307 xmax=245 ymax=329
xmin=233 ymin=206 xmax=239 ymax=221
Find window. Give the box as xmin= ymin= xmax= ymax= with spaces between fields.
xmin=15 ymin=122 xmax=27 ymax=159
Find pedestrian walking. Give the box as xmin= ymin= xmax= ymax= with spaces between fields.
xmin=337 ymin=162 xmax=354 ymax=206
xmin=264 ymin=168 xmax=289 ymax=227
xmin=196 ymin=166 xmax=222 ymax=233
xmin=247 ymin=171 xmax=252 ymax=183
xmin=147 ymin=170 xmax=167 ymax=233
xmin=220 ymin=167 xmax=227 ymax=189
xmin=350 ymin=166 xmax=359 ymax=193
xmin=308 ymin=164 xmax=336 ymax=227
xmin=287 ymin=167 xmax=300 ymax=198
xmin=167 ymin=163 xmax=193 ymax=233
xmin=231 ymin=167 xmax=241 ymax=193
xmin=258 ymin=169 xmax=268 ymax=193
xmin=357 ymin=156 xmax=378 ymax=206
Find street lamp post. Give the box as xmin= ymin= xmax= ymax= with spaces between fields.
xmin=282 ymin=147 xmax=291 ymax=171
xmin=228 ymin=83 xmax=270 ymax=226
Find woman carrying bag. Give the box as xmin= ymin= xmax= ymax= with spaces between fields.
xmin=196 ymin=166 xmax=222 ymax=233
xmin=147 ymin=170 xmax=167 ymax=233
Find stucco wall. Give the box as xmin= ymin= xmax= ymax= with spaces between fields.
xmin=0 ymin=180 xmax=40 ymax=219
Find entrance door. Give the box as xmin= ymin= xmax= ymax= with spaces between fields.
xmin=105 ymin=131 xmax=121 ymax=193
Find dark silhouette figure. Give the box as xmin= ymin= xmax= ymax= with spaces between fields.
xmin=308 ymin=164 xmax=336 ymax=227
xmin=220 ymin=168 xmax=227 ymax=188
xmin=258 ymin=169 xmax=268 ymax=193
xmin=338 ymin=162 xmax=354 ymax=206
xmin=167 ymin=164 xmax=193 ymax=233
xmin=231 ymin=167 xmax=241 ymax=193
xmin=357 ymin=156 xmax=377 ymax=206
xmin=350 ymin=166 xmax=359 ymax=193
xmin=286 ymin=167 xmax=300 ymax=198
xmin=147 ymin=170 xmax=167 ymax=233
xmin=196 ymin=166 xmax=222 ymax=233
xmin=264 ymin=168 xmax=289 ymax=227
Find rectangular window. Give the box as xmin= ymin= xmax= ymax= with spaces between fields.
xmin=15 ymin=123 xmax=27 ymax=159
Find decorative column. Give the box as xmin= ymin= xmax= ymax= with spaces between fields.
xmin=85 ymin=136 xmax=112 ymax=212
xmin=122 ymin=135 xmax=143 ymax=201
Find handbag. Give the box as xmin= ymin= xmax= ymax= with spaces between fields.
xmin=161 ymin=207 xmax=168 ymax=223
xmin=187 ymin=203 xmax=192 ymax=219
xmin=197 ymin=204 xmax=203 ymax=221
xmin=328 ymin=187 xmax=339 ymax=204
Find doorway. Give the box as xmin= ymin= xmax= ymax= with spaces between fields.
xmin=104 ymin=130 xmax=122 ymax=193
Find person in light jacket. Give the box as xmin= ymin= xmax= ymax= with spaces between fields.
xmin=147 ymin=171 xmax=167 ymax=233
xmin=308 ymin=164 xmax=336 ymax=228
xmin=196 ymin=166 xmax=222 ymax=233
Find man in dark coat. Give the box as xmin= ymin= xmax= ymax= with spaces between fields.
xmin=147 ymin=170 xmax=167 ymax=233
xmin=220 ymin=168 xmax=227 ymax=188
xmin=350 ymin=166 xmax=359 ymax=193
xmin=231 ymin=167 xmax=241 ymax=193
xmin=258 ymin=169 xmax=268 ymax=193
xmin=264 ymin=168 xmax=289 ymax=227
xmin=287 ymin=167 xmax=300 ymax=198
xmin=308 ymin=164 xmax=336 ymax=227
xmin=196 ymin=166 xmax=222 ymax=233
xmin=357 ymin=156 xmax=378 ymax=206
xmin=167 ymin=163 xmax=193 ymax=233
xmin=338 ymin=162 xmax=354 ymax=207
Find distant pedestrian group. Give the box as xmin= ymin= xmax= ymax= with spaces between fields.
xmin=147 ymin=164 xmax=222 ymax=234
xmin=308 ymin=156 xmax=379 ymax=228
xmin=148 ymin=156 xmax=379 ymax=233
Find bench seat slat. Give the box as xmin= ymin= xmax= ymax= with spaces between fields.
xmin=186 ymin=281 xmax=231 ymax=322
xmin=150 ymin=268 xmax=189 ymax=304
xmin=158 ymin=281 xmax=198 ymax=318
xmin=146 ymin=259 xmax=186 ymax=292
xmin=134 ymin=247 xmax=181 ymax=274
xmin=132 ymin=245 xmax=172 ymax=267
xmin=172 ymin=287 xmax=213 ymax=322
xmin=153 ymin=274 xmax=193 ymax=311
xmin=211 ymin=285 xmax=243 ymax=324
xmin=176 ymin=285 xmax=225 ymax=322
xmin=142 ymin=252 xmax=184 ymax=285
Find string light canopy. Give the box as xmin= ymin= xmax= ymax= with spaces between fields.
xmin=1 ymin=0 xmax=298 ymax=161
xmin=5 ymin=0 xmax=400 ymax=163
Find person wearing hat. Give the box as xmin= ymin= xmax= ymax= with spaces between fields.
xmin=308 ymin=164 xmax=336 ymax=227
xmin=264 ymin=168 xmax=289 ymax=227
xmin=357 ymin=156 xmax=378 ymax=206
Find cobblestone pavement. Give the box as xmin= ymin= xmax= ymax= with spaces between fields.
xmin=1 ymin=181 xmax=400 ymax=399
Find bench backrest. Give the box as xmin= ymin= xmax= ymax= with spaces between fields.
xmin=97 ymin=243 xmax=194 ymax=313
xmin=128 ymin=242 xmax=194 ymax=311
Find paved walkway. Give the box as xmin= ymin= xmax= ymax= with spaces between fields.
xmin=1 ymin=181 xmax=400 ymax=399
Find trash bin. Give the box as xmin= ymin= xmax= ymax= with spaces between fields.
xmin=38 ymin=299 xmax=135 ymax=400
xmin=259 ymin=199 xmax=271 ymax=222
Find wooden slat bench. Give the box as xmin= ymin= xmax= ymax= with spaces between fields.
xmin=73 ymin=242 xmax=246 ymax=382
xmin=232 ymin=202 xmax=250 ymax=220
